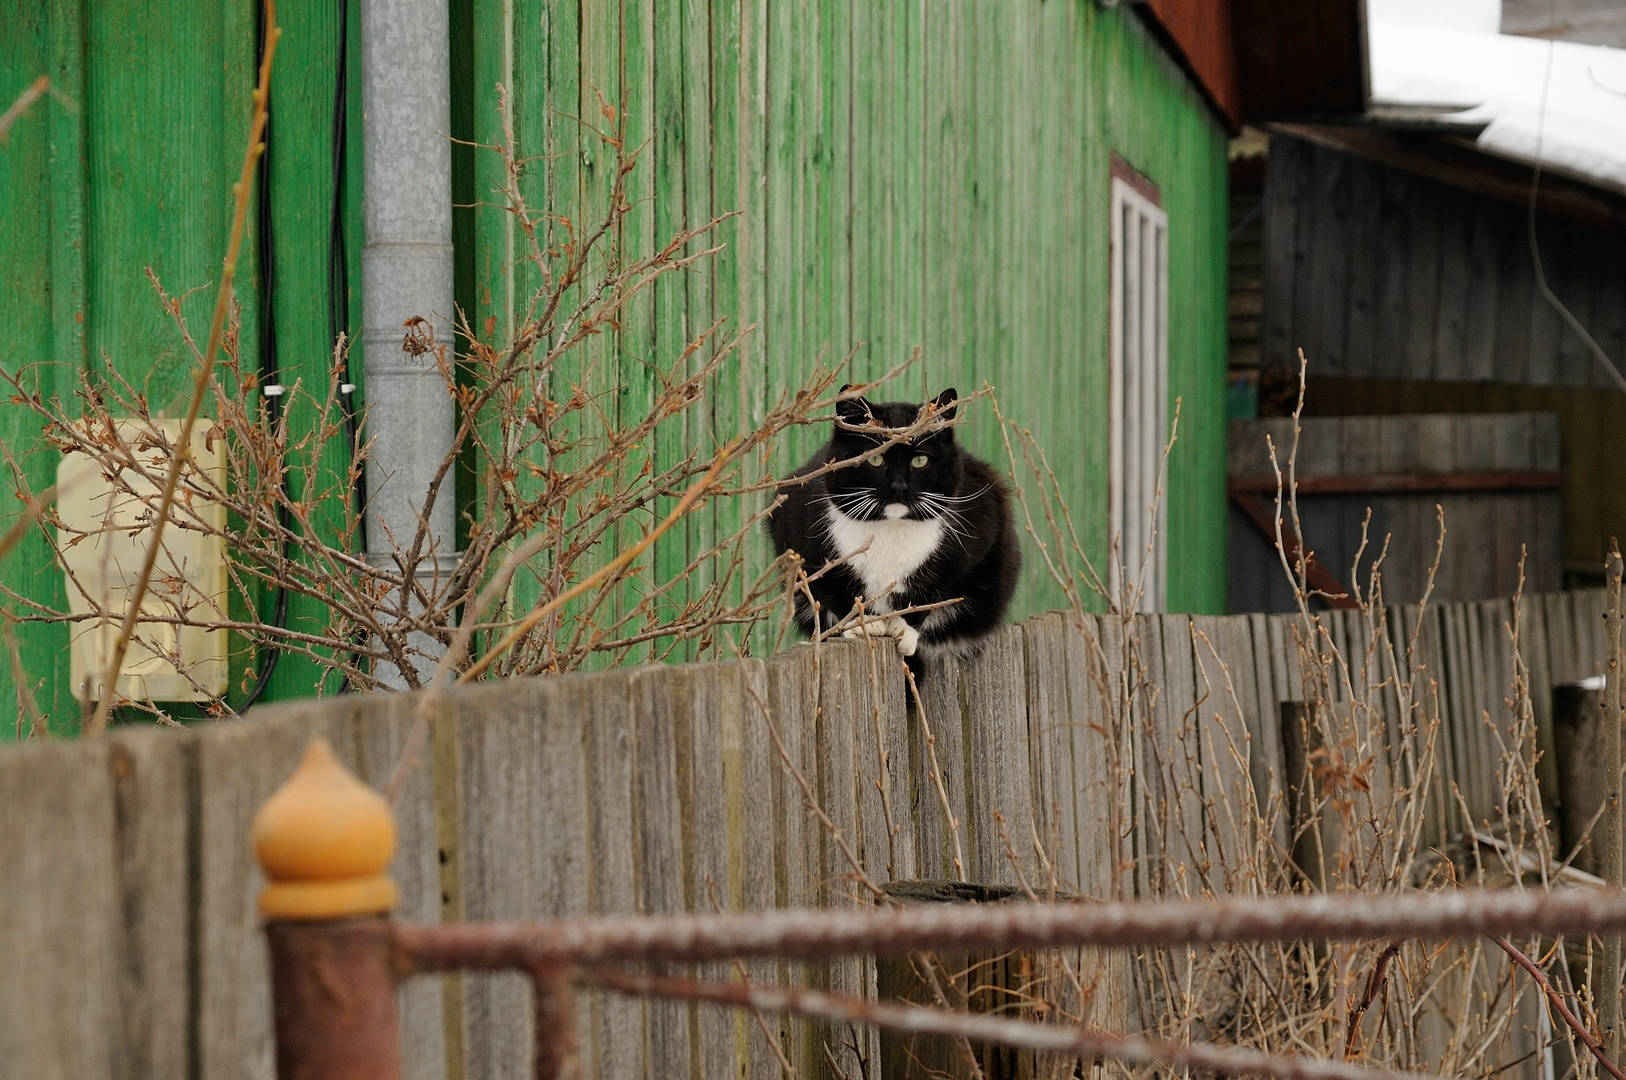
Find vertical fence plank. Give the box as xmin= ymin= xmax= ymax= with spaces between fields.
xmin=675 ymin=663 xmax=741 ymax=1080
xmin=0 ymin=740 xmax=120 ymax=1080
xmin=1448 ymin=601 xmax=1495 ymax=829
xmin=1478 ymin=599 xmax=1519 ymax=810
xmin=732 ymin=657 xmax=785 ymax=1080
xmin=1519 ymin=590 xmax=1561 ymax=814
xmin=841 ymin=638 xmax=902 ymax=887
xmin=1023 ymin=612 xmax=1082 ymax=896
xmin=629 ymin=666 xmax=695 ymax=1080
xmin=1073 ymin=614 xmax=1126 ymax=902
xmin=764 ymin=646 xmax=819 ymax=1075
xmin=1246 ymin=612 xmax=1291 ymax=858
xmin=454 ymin=677 xmax=593 ymax=1080
xmin=353 ymin=695 xmax=447 ymax=1080
xmin=1412 ymin=603 xmax=1460 ymax=844
xmin=1131 ymin=614 xmax=1167 ymax=898
xmin=106 ymin=728 xmax=197 ymax=1080
xmin=1542 ymin=590 xmax=1584 ymax=684
xmin=196 ymin=702 xmax=348 ymax=1080
xmin=1157 ymin=614 xmax=1205 ymax=899
xmin=916 ymin=651 xmax=973 ymax=881
xmin=1574 ymin=589 xmax=1608 ymax=679
xmin=583 ymin=673 xmax=650 ymax=1080
xmin=961 ymin=623 xmax=1034 ymax=887
xmin=810 ymin=641 xmax=873 ymax=1079
xmin=1191 ymin=614 xmax=1258 ymax=895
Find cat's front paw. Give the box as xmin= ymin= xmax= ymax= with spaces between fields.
xmin=842 ymin=616 xmax=892 ymax=639
xmin=894 ymin=623 xmax=920 ymax=657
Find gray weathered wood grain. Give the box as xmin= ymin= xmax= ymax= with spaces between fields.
xmin=962 ymin=623 xmax=1035 ymax=888
xmin=1156 ymin=614 xmax=1205 ymax=898
xmin=195 ymin=701 xmax=350 ymax=1080
xmin=628 ymin=666 xmax=694 ymax=1080
xmin=1023 ymin=612 xmax=1082 ymax=894
xmin=452 ymin=676 xmax=592 ymax=1080
xmin=352 ymin=694 xmax=446 ymax=1080
xmin=913 ymin=649 xmax=971 ymax=882
xmin=583 ymin=672 xmax=651 ymax=1080
xmin=1191 ymin=614 xmax=1259 ymax=894
xmin=106 ymin=727 xmax=196 ymax=1080
xmin=0 ymin=739 xmax=121 ymax=1080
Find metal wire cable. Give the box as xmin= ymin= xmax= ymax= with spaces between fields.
xmin=240 ymin=0 xmax=290 ymax=711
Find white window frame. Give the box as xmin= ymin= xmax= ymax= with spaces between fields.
xmin=1108 ymin=172 xmax=1169 ymax=612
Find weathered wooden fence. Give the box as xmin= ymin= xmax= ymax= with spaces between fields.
xmin=0 ymin=592 xmax=1609 ymax=1080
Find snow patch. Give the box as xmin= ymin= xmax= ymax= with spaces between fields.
xmin=1369 ymin=20 xmax=1626 ymax=193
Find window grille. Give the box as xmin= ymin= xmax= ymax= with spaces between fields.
xmin=1108 ymin=172 xmax=1169 ymax=611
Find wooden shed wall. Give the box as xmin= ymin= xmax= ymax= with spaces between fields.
xmin=0 ymin=0 xmax=1229 ymax=729
xmin=1262 ymin=134 xmax=1626 ymax=388
xmin=1227 ymin=414 xmax=1563 ymax=613
xmin=1303 ymin=378 xmax=1626 ymax=577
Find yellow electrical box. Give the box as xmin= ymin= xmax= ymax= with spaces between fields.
xmin=56 ymin=419 xmax=229 ymax=703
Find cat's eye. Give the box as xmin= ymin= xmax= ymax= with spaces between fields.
xmin=867 ymin=453 xmax=885 ymax=467
xmin=911 ymin=454 xmax=929 ymax=469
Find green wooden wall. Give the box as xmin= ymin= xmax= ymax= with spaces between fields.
xmin=457 ymin=0 xmax=1230 ymax=633
xmin=1 ymin=0 xmax=1226 ymax=730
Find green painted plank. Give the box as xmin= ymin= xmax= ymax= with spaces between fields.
xmin=678 ymin=0 xmax=716 ymax=659
xmin=0 ymin=0 xmax=75 ymax=732
xmin=649 ymin=0 xmax=693 ymax=658
xmin=86 ymin=0 xmax=234 ymax=407
xmin=258 ymin=0 xmax=359 ymax=702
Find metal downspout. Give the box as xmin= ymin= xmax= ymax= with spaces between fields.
xmin=360 ymin=0 xmax=458 ymax=686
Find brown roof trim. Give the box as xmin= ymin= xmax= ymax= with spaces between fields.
xmin=1110 ymin=153 xmax=1162 ymax=207
xmin=1268 ymin=123 xmax=1626 ymax=235
xmin=1136 ymin=0 xmax=1244 ymax=133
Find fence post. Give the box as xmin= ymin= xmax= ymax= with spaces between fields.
xmin=254 ymin=738 xmax=404 ymax=1080
xmin=1280 ymin=701 xmax=1326 ymax=891
xmin=1554 ymin=680 xmax=1608 ymax=878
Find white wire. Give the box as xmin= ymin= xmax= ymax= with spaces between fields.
xmin=1525 ymin=24 xmax=1626 ymax=394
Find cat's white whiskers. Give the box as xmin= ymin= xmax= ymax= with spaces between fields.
xmin=919 ymin=485 xmax=990 ymax=505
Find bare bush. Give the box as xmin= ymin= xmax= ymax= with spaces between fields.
xmin=955 ymin=354 xmax=1604 ymax=1080
xmin=0 ymin=104 xmax=883 ymax=721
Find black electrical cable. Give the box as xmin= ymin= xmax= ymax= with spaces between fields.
xmin=240 ymin=0 xmax=291 ymax=712
xmin=329 ymin=0 xmax=372 ymax=693
xmin=330 ymin=0 xmax=363 ymax=535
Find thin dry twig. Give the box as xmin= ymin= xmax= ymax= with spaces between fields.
xmin=583 ymin=967 xmax=1444 ymax=1080
xmin=1495 ymin=936 xmax=1626 ymax=1080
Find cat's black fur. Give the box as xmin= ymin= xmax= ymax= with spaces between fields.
xmin=767 ymin=387 xmax=1021 ymax=669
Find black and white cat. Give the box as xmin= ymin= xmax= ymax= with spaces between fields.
xmin=767 ymin=387 xmax=1021 ymax=667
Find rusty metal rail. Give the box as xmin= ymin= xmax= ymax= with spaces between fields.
xmin=389 ymin=887 xmax=1626 ymax=972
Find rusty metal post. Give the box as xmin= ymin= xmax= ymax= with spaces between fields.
xmin=254 ymin=738 xmax=404 ymax=1080
xmin=527 ymin=964 xmax=579 ymax=1080
xmin=266 ymin=919 xmax=403 ymax=1080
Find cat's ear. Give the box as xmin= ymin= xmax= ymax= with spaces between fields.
xmin=836 ymin=385 xmax=872 ymax=425
xmin=927 ymin=387 xmax=958 ymax=423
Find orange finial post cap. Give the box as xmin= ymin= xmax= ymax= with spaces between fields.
xmin=252 ymin=738 xmax=399 ymax=920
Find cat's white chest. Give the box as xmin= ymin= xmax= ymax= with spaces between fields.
xmin=823 ymin=504 xmax=943 ymax=612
